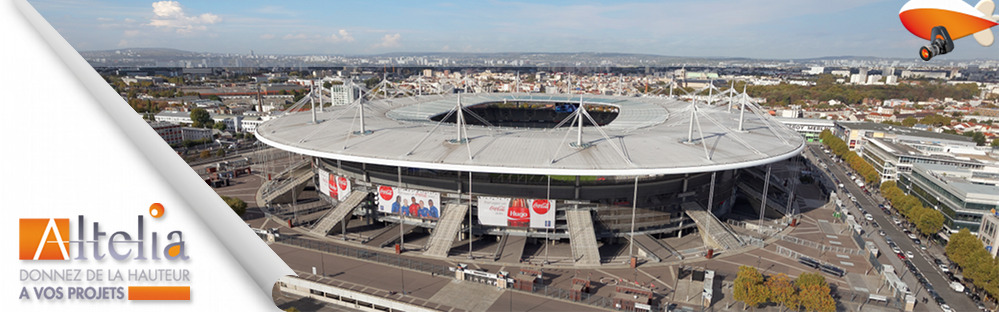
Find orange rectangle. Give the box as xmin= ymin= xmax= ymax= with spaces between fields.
xmin=127 ymin=286 xmax=190 ymax=300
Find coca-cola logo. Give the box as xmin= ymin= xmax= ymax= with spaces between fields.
xmin=531 ymin=200 xmax=550 ymax=215
xmin=379 ymin=186 xmax=393 ymax=201
xmin=337 ymin=176 xmax=348 ymax=190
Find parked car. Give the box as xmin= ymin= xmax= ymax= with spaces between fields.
xmin=950 ymin=282 xmax=965 ymax=293
xmin=906 ymin=251 xmax=914 ymax=259
xmin=897 ymin=252 xmax=906 ymax=260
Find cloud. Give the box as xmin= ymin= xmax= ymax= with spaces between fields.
xmin=148 ymin=1 xmax=220 ymax=34
xmin=260 ymin=34 xmax=275 ymax=40
xmin=97 ymin=17 xmax=113 ymax=22
xmin=117 ymin=39 xmax=129 ymax=47
xmin=329 ymin=29 xmax=354 ymax=42
xmin=124 ymin=30 xmax=140 ymax=37
xmin=375 ymin=33 xmax=401 ymax=48
xmin=282 ymin=33 xmax=309 ymax=40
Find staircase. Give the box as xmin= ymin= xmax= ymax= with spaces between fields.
xmin=423 ymin=204 xmax=468 ymax=258
xmin=633 ymin=234 xmax=682 ymax=262
xmin=498 ymin=235 xmax=528 ymax=263
xmin=261 ymin=169 xmax=313 ymax=204
xmin=566 ymin=210 xmax=601 ymax=266
xmin=681 ymin=202 xmax=744 ymax=250
xmin=310 ymin=191 xmax=367 ymax=236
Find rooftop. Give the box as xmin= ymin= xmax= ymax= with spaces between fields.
xmin=913 ymin=163 xmax=999 ymax=201
xmin=256 ymin=93 xmax=805 ymax=176
xmin=837 ymin=121 xmax=973 ymax=143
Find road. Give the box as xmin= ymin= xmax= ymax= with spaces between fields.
xmin=805 ymin=144 xmax=977 ymax=312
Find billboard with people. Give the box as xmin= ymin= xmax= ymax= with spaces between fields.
xmin=317 ymin=170 xmax=351 ymax=201
xmin=477 ymin=196 xmax=555 ymax=229
xmin=376 ymin=185 xmax=441 ymax=220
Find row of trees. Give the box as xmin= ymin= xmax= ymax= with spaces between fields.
xmin=733 ymin=266 xmax=836 ymax=312
xmin=946 ymin=229 xmax=999 ymax=300
xmin=879 ymin=181 xmax=945 ymax=236
xmin=818 ymin=130 xmax=880 ymax=186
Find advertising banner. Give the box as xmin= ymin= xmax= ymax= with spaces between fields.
xmin=317 ymin=170 xmax=351 ymax=201
xmin=477 ymin=196 xmax=555 ymax=229
xmin=329 ymin=173 xmax=351 ymax=201
xmin=376 ymin=185 xmax=441 ymax=220
xmin=318 ymin=169 xmax=329 ymax=197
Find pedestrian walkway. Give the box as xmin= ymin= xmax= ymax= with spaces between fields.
xmin=567 ymin=210 xmax=601 ymax=265
xmin=423 ymin=204 xmax=468 ymax=258
xmin=310 ymin=191 xmax=367 ymax=236
xmin=682 ymin=202 xmax=743 ymax=250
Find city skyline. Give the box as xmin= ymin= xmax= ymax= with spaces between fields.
xmin=33 ymin=0 xmax=999 ymax=60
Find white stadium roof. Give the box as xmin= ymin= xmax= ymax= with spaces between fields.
xmin=256 ymin=93 xmax=804 ymax=176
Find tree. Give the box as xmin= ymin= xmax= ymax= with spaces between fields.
xmin=766 ymin=273 xmax=798 ymax=311
xmin=220 ymin=196 xmax=247 ymax=217
xmin=946 ymin=229 xmax=980 ymax=266
xmin=880 ymin=181 xmax=896 ymax=194
xmin=798 ymin=284 xmax=835 ymax=312
xmin=915 ymin=208 xmax=944 ymax=236
xmin=215 ymin=149 xmax=226 ymax=157
xmin=734 ymin=266 xmax=768 ymax=310
xmin=971 ymin=132 xmax=987 ymax=146
xmin=901 ymin=116 xmax=918 ymax=127
xmin=213 ymin=121 xmax=227 ymax=131
xmin=199 ymin=150 xmax=211 ymax=159
xmin=190 ymin=108 xmax=213 ymax=128
xmin=992 ymin=139 xmax=999 ymax=147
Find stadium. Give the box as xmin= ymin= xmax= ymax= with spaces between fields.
xmin=254 ymin=88 xmax=805 ymax=266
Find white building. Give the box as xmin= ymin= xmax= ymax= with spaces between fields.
xmin=331 ymin=82 xmax=359 ymax=106
xmin=212 ymin=114 xmax=242 ymax=132
xmin=181 ymin=127 xmax=213 ymax=141
xmin=155 ymin=111 xmax=192 ymax=125
xmin=886 ymin=75 xmax=899 ymax=85
xmin=980 ymin=212 xmax=999 ymax=258
xmin=241 ymin=116 xmax=264 ymax=133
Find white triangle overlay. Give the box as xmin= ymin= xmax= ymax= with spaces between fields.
xmin=10 ymin=0 xmax=294 ymax=307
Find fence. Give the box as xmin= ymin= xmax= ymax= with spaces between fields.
xmin=778 ymin=235 xmax=866 ymax=256
xmin=264 ymin=234 xmax=631 ymax=311
xmin=273 ymin=235 xmax=452 ymax=276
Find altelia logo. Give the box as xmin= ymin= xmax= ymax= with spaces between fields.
xmin=18 ymin=203 xmax=188 ymax=261
xmin=19 ymin=218 xmax=70 ymax=260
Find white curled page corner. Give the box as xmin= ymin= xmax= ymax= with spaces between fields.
xmin=14 ymin=0 xmax=295 ymax=297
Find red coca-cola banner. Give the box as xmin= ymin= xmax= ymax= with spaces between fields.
xmin=317 ymin=169 xmax=351 ymax=201
xmin=477 ymin=196 xmax=555 ymax=229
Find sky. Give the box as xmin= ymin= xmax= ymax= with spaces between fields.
xmin=26 ymin=0 xmax=999 ymax=59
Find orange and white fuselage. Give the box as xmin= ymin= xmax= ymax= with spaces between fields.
xmin=900 ymin=0 xmax=999 ymax=46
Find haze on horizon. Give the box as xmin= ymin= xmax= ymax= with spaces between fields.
xmin=28 ymin=0 xmax=999 ymax=60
